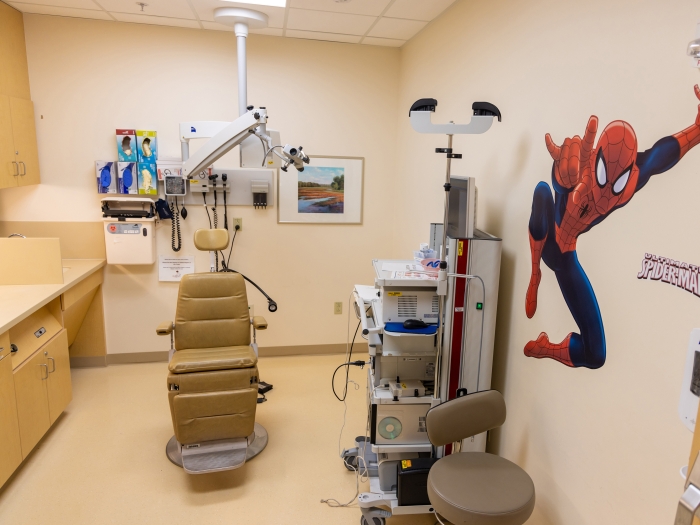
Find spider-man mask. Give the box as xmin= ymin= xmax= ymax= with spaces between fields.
xmin=590 ymin=121 xmax=639 ymax=213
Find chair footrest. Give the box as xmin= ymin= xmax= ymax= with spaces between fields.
xmin=181 ymin=438 xmax=247 ymax=474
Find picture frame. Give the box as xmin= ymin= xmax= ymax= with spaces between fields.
xmin=277 ymin=155 xmax=364 ymax=224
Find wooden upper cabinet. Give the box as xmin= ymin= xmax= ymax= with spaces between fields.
xmin=0 ymin=2 xmax=40 ymax=190
xmin=0 ymin=2 xmax=31 ymax=101
xmin=10 ymin=97 xmax=40 ymax=186
xmin=0 ymin=95 xmax=18 ymax=188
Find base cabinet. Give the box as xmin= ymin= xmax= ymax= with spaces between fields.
xmin=46 ymin=330 xmax=72 ymax=424
xmin=14 ymin=347 xmax=51 ymax=458
xmin=0 ymin=350 xmax=22 ymax=486
xmin=13 ymin=329 xmax=71 ymax=459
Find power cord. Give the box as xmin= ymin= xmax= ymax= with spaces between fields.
xmin=222 ymin=174 xmax=228 ymax=230
xmin=218 ymin=227 xmax=278 ymax=313
xmin=331 ymin=320 xmax=364 ymax=402
xmin=202 ymin=192 xmax=212 ymax=228
xmin=170 ymin=199 xmax=181 ymax=252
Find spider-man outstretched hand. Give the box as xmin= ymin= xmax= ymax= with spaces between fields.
xmin=525 ymin=85 xmax=700 ymax=368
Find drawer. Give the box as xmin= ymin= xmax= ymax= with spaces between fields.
xmin=10 ymin=297 xmax=62 ymax=370
xmin=61 ymin=270 xmax=102 ymax=311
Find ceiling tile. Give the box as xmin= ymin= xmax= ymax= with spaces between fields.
xmin=8 ymin=2 xmax=113 ymax=19
xmin=9 ymin=0 xmax=99 ymax=8
xmin=111 ymin=12 xmax=201 ymax=28
xmin=190 ymin=0 xmax=285 ymax=26
xmin=248 ymin=26 xmax=284 ymax=36
xmin=98 ymin=0 xmax=196 ymax=19
xmin=289 ymin=0 xmax=390 ymax=17
xmin=201 ymin=21 xmax=283 ymax=36
xmin=362 ymin=36 xmax=404 ymax=48
xmin=286 ymin=29 xmax=360 ymax=44
xmin=367 ymin=17 xmax=425 ymax=40
xmin=384 ymin=0 xmax=457 ymax=22
xmin=287 ymin=8 xmax=373 ymax=36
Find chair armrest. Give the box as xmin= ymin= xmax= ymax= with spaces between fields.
xmin=156 ymin=322 xmax=174 ymax=335
xmin=252 ymin=316 xmax=268 ymax=330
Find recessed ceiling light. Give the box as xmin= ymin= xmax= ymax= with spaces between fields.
xmin=221 ymin=0 xmax=286 ymax=7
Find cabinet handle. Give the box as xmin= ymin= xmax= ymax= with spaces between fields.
xmin=48 ymin=356 xmax=56 ymax=373
xmin=11 ymin=161 xmax=18 ymax=176
xmin=19 ymin=161 xmax=26 ymax=176
xmin=40 ymin=363 xmax=48 ymax=380
xmin=0 ymin=354 xmax=7 ymax=362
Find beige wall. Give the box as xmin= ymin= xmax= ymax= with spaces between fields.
xmin=397 ymin=0 xmax=700 ymax=523
xmin=3 ymin=2 xmax=699 ymax=520
xmin=0 ymin=15 xmax=400 ymax=353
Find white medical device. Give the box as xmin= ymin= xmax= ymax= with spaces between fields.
xmin=179 ymin=8 xmax=310 ymax=181
xmin=340 ymin=99 xmax=501 ymax=525
xmin=680 ymin=329 xmax=700 ymax=431
xmin=101 ymin=198 xmax=156 ymax=265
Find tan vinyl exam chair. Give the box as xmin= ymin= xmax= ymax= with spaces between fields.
xmin=426 ymin=391 xmax=535 ymax=525
xmin=157 ymin=229 xmax=268 ymax=474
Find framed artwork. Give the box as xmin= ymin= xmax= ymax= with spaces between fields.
xmin=278 ymin=156 xmax=364 ymax=224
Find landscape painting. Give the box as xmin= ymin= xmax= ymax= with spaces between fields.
xmin=298 ymin=166 xmax=344 ymax=214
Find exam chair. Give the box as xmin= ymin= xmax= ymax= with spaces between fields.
xmin=426 ymin=391 xmax=535 ymax=525
xmin=157 ymin=229 xmax=269 ymax=474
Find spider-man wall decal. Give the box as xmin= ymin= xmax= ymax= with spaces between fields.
xmin=525 ymin=85 xmax=700 ymax=369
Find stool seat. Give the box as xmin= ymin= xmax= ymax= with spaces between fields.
xmin=169 ymin=346 xmax=257 ymax=374
xmin=427 ymin=452 xmax=535 ymax=525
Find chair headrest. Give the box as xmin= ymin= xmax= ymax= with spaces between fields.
xmin=194 ymin=229 xmax=229 ymax=251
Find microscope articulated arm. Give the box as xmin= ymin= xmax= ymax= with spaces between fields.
xmin=181 ymin=109 xmax=267 ymax=178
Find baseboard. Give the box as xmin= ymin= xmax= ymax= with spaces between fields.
xmin=106 ymin=351 xmax=169 ymax=365
xmin=259 ymin=343 xmax=366 ymax=357
xmin=83 ymin=343 xmax=366 ymax=367
xmin=70 ymin=356 xmax=107 ymax=368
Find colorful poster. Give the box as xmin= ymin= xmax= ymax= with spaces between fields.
xmin=524 ymin=85 xmax=700 ymax=369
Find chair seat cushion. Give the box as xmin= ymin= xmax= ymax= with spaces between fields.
xmin=427 ymin=452 xmax=535 ymax=525
xmin=169 ymin=346 xmax=257 ymax=374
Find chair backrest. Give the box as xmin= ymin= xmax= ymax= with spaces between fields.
xmin=174 ymin=272 xmax=250 ymax=350
xmin=426 ymin=390 xmax=506 ymax=447
xmin=194 ymin=229 xmax=229 ymax=251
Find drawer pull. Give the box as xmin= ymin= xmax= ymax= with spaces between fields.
xmin=40 ymin=363 xmax=48 ymax=380
xmin=48 ymin=356 xmax=56 ymax=373
xmin=0 ymin=354 xmax=7 ymax=362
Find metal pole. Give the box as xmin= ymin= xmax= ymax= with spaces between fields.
xmin=234 ymin=22 xmax=248 ymax=116
xmin=434 ymin=134 xmax=453 ymax=400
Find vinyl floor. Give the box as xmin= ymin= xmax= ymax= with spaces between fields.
xmin=0 ymin=354 xmax=437 ymax=525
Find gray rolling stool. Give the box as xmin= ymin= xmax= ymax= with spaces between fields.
xmin=426 ymin=390 xmax=535 ymax=525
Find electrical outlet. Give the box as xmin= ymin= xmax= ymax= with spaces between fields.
xmin=334 ymin=302 xmax=342 ymax=315
xmin=233 ymin=218 xmax=243 ymax=231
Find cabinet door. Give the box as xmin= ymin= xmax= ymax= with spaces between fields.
xmin=13 ymin=349 xmax=50 ymax=458
xmin=0 ymin=2 xmax=31 ymax=100
xmin=0 ymin=94 xmax=18 ymax=189
xmin=9 ymin=97 xmax=40 ymax=186
xmin=45 ymin=330 xmax=72 ymax=424
xmin=0 ymin=350 xmax=22 ymax=487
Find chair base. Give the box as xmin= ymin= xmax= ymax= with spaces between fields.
xmin=166 ymin=422 xmax=268 ymax=474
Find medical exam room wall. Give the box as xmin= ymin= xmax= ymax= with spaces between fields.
xmin=394 ymin=0 xmax=700 ymax=523
xmin=0 ymin=13 xmax=400 ymax=355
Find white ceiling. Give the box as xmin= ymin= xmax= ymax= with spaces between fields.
xmin=6 ymin=0 xmax=458 ymax=47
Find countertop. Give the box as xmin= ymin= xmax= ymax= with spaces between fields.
xmin=0 ymin=259 xmax=106 ymax=334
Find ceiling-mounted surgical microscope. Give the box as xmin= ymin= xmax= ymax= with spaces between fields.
xmin=408 ymin=98 xmax=501 ymax=399
xmin=178 ymin=8 xmax=311 ymax=315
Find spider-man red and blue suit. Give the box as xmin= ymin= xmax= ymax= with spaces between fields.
xmin=525 ymin=85 xmax=700 ymax=368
